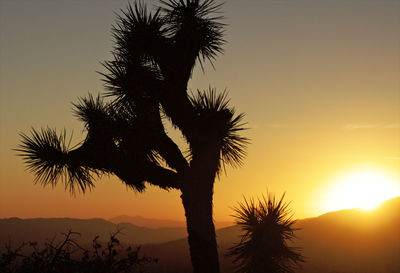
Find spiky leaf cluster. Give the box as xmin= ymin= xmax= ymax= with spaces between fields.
xmin=228 ymin=193 xmax=305 ymax=273
xmin=161 ymin=0 xmax=225 ymax=66
xmin=190 ymin=88 xmax=248 ymax=172
xmin=16 ymin=128 xmax=95 ymax=193
xmin=101 ymin=2 xmax=165 ymax=102
xmin=71 ymin=94 xmax=165 ymax=192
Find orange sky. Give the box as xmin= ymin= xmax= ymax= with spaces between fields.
xmin=1 ymin=0 xmax=399 ymax=222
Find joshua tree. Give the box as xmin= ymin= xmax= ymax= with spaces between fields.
xmin=227 ymin=192 xmax=304 ymax=273
xmin=16 ymin=1 xmax=247 ymax=273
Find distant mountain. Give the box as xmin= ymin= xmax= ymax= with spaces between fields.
xmin=109 ymin=215 xmax=233 ymax=229
xmin=109 ymin=215 xmax=184 ymax=229
xmin=294 ymin=197 xmax=400 ymax=273
xmin=141 ymin=197 xmax=400 ymax=273
xmin=0 ymin=217 xmax=187 ymax=247
xmin=1 ymin=197 xmax=399 ymax=273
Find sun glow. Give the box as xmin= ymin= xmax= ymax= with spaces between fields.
xmin=323 ymin=170 xmax=400 ymax=212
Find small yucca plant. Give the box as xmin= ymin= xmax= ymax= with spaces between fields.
xmin=227 ymin=192 xmax=305 ymax=273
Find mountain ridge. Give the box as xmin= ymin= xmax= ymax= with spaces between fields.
xmin=1 ymin=197 xmax=399 ymax=273
xmin=0 ymin=217 xmax=187 ymax=246
xmin=109 ymin=215 xmax=233 ymax=229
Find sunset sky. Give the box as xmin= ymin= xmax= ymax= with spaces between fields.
xmin=1 ymin=0 xmax=399 ymax=223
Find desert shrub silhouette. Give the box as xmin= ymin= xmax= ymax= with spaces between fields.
xmin=227 ymin=192 xmax=304 ymax=273
xmin=0 ymin=230 xmax=156 ymax=273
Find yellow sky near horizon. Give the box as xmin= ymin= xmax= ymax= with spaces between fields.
xmin=0 ymin=0 xmax=399 ymax=222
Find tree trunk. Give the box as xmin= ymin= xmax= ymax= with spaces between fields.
xmin=181 ymin=163 xmax=220 ymax=273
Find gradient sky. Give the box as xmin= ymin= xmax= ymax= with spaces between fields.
xmin=1 ymin=0 xmax=399 ymax=222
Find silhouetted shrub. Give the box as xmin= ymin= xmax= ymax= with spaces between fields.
xmin=0 ymin=230 xmax=157 ymax=273
xmin=227 ymin=192 xmax=304 ymax=273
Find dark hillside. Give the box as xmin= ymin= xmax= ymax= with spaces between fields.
xmin=0 ymin=217 xmax=187 ymax=246
xmin=1 ymin=197 xmax=399 ymax=273
xmin=141 ymin=197 xmax=400 ymax=273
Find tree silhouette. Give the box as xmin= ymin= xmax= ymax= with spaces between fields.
xmin=227 ymin=192 xmax=304 ymax=273
xmin=16 ymin=1 xmax=248 ymax=273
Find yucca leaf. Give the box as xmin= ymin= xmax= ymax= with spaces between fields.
xmin=15 ymin=128 xmax=95 ymax=194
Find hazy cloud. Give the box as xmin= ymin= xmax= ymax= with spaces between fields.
xmin=383 ymin=123 xmax=400 ymax=129
xmin=251 ymin=123 xmax=298 ymax=129
xmin=343 ymin=123 xmax=400 ymax=130
xmin=266 ymin=124 xmax=293 ymax=128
